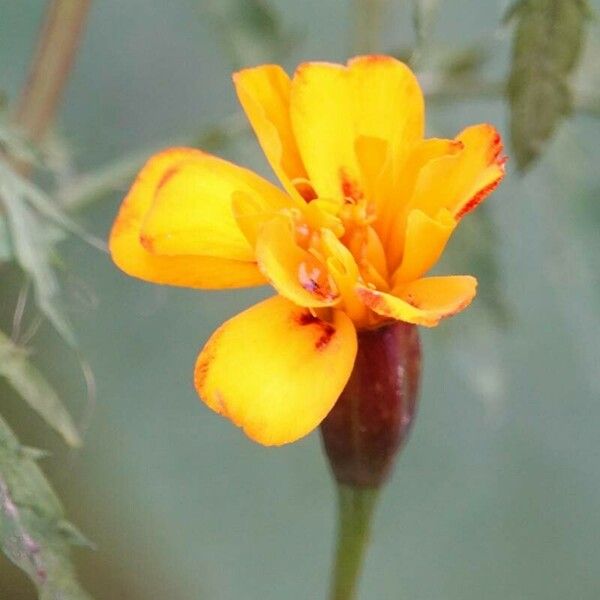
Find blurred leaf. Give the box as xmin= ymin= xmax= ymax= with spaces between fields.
xmin=0 ymin=329 xmax=81 ymax=447
xmin=0 ymin=119 xmax=40 ymax=166
xmin=203 ymin=0 xmax=294 ymax=68
xmin=0 ymin=159 xmax=105 ymax=252
xmin=0 ymin=414 xmax=92 ymax=600
xmin=0 ymin=174 xmax=75 ymax=346
xmin=0 ymin=214 xmax=12 ymax=262
xmin=507 ymin=0 xmax=591 ymax=170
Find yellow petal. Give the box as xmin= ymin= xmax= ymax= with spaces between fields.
xmin=109 ymin=148 xmax=266 ymax=289
xmin=357 ymin=275 xmax=477 ymax=327
xmin=195 ymin=296 xmax=357 ymax=445
xmin=391 ymin=208 xmax=456 ymax=284
xmin=231 ymin=188 xmax=302 ymax=248
xmin=139 ymin=149 xmax=289 ymax=260
xmin=410 ymin=124 xmax=506 ymax=220
xmin=320 ymin=229 xmax=369 ymax=325
xmin=233 ymin=65 xmax=309 ymax=198
xmin=348 ymin=55 xmax=424 ymax=153
xmin=382 ymin=138 xmax=461 ymax=257
xmin=255 ymin=216 xmax=339 ymax=307
xmin=289 ymin=57 xmax=424 ymax=204
xmin=355 ymin=135 xmax=389 ymax=208
xmin=290 ymin=62 xmax=362 ymax=201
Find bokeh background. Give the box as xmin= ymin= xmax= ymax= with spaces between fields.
xmin=1 ymin=1 xmax=599 ymax=598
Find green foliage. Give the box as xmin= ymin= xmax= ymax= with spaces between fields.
xmin=0 ymin=157 xmax=104 ymax=347
xmin=0 ymin=174 xmax=75 ymax=347
xmin=507 ymin=0 xmax=591 ymax=170
xmin=0 ymin=329 xmax=82 ymax=447
xmin=0 ymin=121 xmax=40 ymax=167
xmin=0 ymin=414 xmax=91 ymax=600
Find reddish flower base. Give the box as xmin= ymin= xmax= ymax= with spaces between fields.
xmin=320 ymin=321 xmax=421 ymax=488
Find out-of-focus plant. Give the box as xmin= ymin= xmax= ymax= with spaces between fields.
xmin=0 ymin=414 xmax=92 ymax=600
xmin=201 ymin=0 xmax=295 ymax=67
xmin=0 ymin=0 xmax=97 ymax=595
xmin=507 ymin=0 xmax=592 ymax=170
xmin=0 ymin=2 xmax=255 ymax=596
xmin=1 ymin=0 xmax=599 ymax=598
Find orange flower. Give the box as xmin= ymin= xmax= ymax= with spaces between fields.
xmin=110 ymin=56 xmax=506 ymax=446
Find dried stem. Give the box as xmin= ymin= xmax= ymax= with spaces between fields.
xmin=12 ymin=0 xmax=92 ymax=146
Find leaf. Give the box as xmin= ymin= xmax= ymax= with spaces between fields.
xmin=0 ymin=329 xmax=82 ymax=447
xmin=0 ymin=175 xmax=76 ymax=346
xmin=0 ymin=414 xmax=92 ymax=600
xmin=507 ymin=0 xmax=591 ymax=170
xmin=0 ymin=158 xmax=105 ymax=252
xmin=0 ymin=118 xmax=41 ymax=166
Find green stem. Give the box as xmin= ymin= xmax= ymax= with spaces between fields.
xmin=329 ymin=485 xmax=379 ymax=600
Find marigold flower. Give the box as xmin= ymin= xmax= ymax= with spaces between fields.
xmin=110 ymin=56 xmax=506 ymax=446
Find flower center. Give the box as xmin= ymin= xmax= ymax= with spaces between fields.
xmin=287 ymin=194 xmax=389 ymax=294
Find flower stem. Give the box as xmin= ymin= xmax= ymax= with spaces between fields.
xmin=329 ymin=485 xmax=379 ymax=600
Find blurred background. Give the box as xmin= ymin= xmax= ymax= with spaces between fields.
xmin=1 ymin=1 xmax=599 ymax=598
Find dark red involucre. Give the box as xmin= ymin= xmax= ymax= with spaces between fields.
xmin=320 ymin=321 xmax=421 ymax=488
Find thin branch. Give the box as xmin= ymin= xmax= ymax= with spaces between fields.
xmin=12 ymin=0 xmax=92 ymax=145
xmin=422 ymin=77 xmax=600 ymax=117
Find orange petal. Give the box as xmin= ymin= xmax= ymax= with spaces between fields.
xmin=139 ymin=149 xmax=289 ymax=260
xmin=255 ymin=216 xmax=339 ymax=307
xmin=410 ymin=124 xmax=506 ymax=220
xmin=195 ymin=296 xmax=357 ymax=445
xmin=233 ymin=65 xmax=309 ymax=198
xmin=357 ymin=275 xmax=477 ymax=327
xmin=109 ymin=148 xmax=266 ymax=288
xmin=391 ymin=209 xmax=457 ymax=284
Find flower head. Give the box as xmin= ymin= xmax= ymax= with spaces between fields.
xmin=110 ymin=56 xmax=506 ymax=446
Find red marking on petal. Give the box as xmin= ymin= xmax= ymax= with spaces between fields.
xmin=295 ymin=181 xmax=318 ymax=202
xmin=340 ymin=168 xmax=363 ymax=201
xmin=156 ymin=165 xmax=179 ymax=192
xmin=298 ymin=262 xmax=338 ymax=301
xmin=456 ymin=135 xmax=507 ymax=220
xmin=456 ymin=175 xmax=504 ymax=219
xmin=354 ymin=54 xmax=392 ymax=63
xmin=297 ymin=311 xmax=336 ymax=350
